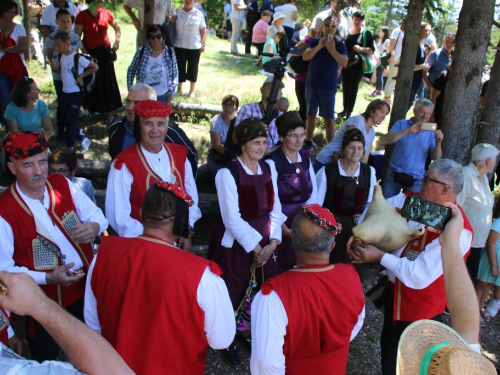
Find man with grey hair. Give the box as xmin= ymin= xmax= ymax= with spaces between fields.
xmin=457 ymin=143 xmax=500 ymax=284
xmin=382 ymin=99 xmax=444 ymax=198
xmin=107 ymin=83 xmax=198 ymax=176
xmin=251 ymin=204 xmax=365 ymax=374
xmin=349 ymin=158 xmax=473 ymax=375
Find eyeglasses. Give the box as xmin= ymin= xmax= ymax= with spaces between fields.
xmin=422 ymin=174 xmax=449 ymax=189
xmin=286 ymin=133 xmax=306 ymax=141
xmin=49 ymin=167 xmax=70 ymax=174
xmin=324 ymin=24 xmax=337 ymax=28
xmin=148 ymin=34 xmax=163 ymax=40
xmin=446 ymin=32 xmax=456 ymax=37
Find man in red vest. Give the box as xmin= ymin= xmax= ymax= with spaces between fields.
xmin=105 ymin=99 xmax=201 ymax=251
xmin=0 ymin=131 xmax=108 ymax=362
xmin=348 ymin=159 xmax=473 ymax=375
xmin=85 ymin=182 xmax=235 ymax=374
xmin=251 ymin=204 xmax=365 ymax=374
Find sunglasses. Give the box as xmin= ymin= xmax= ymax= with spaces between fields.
xmin=148 ymin=34 xmax=163 ymax=40
xmin=422 ymin=174 xmax=449 ymax=189
xmin=324 ymin=24 xmax=337 ymax=28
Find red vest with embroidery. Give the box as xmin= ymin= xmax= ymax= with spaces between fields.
xmin=0 ymin=175 xmax=94 ymax=307
xmin=392 ymin=192 xmax=473 ymax=322
xmin=262 ymin=264 xmax=364 ymax=375
xmin=0 ymin=308 xmax=9 ymax=346
xmin=114 ymin=142 xmax=187 ymax=222
xmin=91 ymin=235 xmax=222 ymax=375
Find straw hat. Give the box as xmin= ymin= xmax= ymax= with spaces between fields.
xmin=396 ymin=320 xmax=496 ymax=375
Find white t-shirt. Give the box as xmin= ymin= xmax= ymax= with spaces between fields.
xmin=144 ymin=54 xmax=168 ymax=96
xmin=60 ymin=51 xmax=90 ymax=93
xmin=275 ymin=4 xmax=297 ymax=29
xmin=40 ymin=2 xmax=79 ymax=33
xmin=123 ymin=0 xmax=176 ymax=26
xmin=231 ymin=0 xmax=245 ymax=21
xmin=0 ymin=24 xmax=26 ymax=62
xmin=175 ymin=7 xmax=206 ymax=49
xmin=391 ymin=27 xmax=404 ymax=60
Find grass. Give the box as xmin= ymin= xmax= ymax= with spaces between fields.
xmin=15 ymin=8 xmax=392 ymax=164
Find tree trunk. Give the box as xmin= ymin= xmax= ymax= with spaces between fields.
xmin=381 ymin=0 xmax=425 ymax=177
xmin=22 ymin=0 xmax=31 ymax=61
xmin=476 ymin=36 xmax=500 ymax=149
xmin=137 ymin=0 xmax=156 ymax=47
xmin=385 ymin=0 xmax=395 ymax=28
xmin=440 ymin=0 xmax=494 ymax=165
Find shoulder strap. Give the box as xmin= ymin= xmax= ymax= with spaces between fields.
xmin=57 ymin=53 xmax=62 ymax=62
xmin=87 ymin=9 xmax=106 ymax=45
xmin=73 ymin=53 xmax=80 ymax=81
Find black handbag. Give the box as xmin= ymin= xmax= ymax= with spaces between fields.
xmin=379 ymin=51 xmax=391 ymax=68
xmin=394 ymin=172 xmax=416 ymax=187
xmin=288 ymin=55 xmax=308 ymax=75
xmin=87 ymin=10 xmax=117 ymax=63
xmin=346 ymin=51 xmax=360 ymax=68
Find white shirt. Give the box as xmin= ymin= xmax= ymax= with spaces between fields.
xmin=144 ymin=54 xmax=168 ymax=96
xmin=123 ymin=0 xmax=177 ymax=26
xmin=456 ymin=163 xmax=494 ymax=248
xmin=60 ymin=51 xmax=90 ymax=93
xmin=390 ymin=28 xmax=405 ymax=60
xmin=274 ymin=4 xmax=297 ymax=29
xmin=41 ymin=1 xmax=79 ymax=32
xmin=175 ymin=7 xmax=206 ymax=49
xmin=215 ymin=158 xmax=286 ymax=252
xmin=231 ymin=0 xmax=245 ymax=21
xmin=265 ymin=153 xmax=318 ymax=207
xmin=379 ymin=193 xmax=473 ymax=289
xmin=0 ymin=24 xmax=26 ymax=62
xmin=105 ymin=144 xmax=201 ymax=238
xmin=316 ymin=160 xmax=377 ymax=217
xmin=0 ymin=180 xmax=108 ymax=285
xmin=250 ymin=289 xmax=365 ymax=374
xmin=84 ymin=255 xmax=235 ymax=349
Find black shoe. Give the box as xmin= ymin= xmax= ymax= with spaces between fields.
xmin=57 ymin=132 xmax=66 ymax=140
xmin=236 ymin=333 xmax=252 ymax=353
xmin=344 ymin=112 xmax=352 ymax=119
xmin=221 ymin=343 xmax=241 ymax=368
xmin=338 ymin=110 xmax=346 ymax=118
xmin=303 ymin=140 xmax=313 ymax=151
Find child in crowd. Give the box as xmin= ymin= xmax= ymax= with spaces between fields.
xmin=252 ymin=10 xmax=272 ymax=66
xmin=207 ymin=24 xmax=215 ymax=35
xmin=45 ymin=9 xmax=82 ymax=140
xmin=276 ymin=97 xmax=289 ymax=113
xmin=52 ymin=31 xmax=97 ymax=152
xmin=476 ymin=197 xmax=500 ymax=325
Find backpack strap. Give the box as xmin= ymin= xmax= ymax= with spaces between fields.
xmin=73 ymin=53 xmax=80 ymax=82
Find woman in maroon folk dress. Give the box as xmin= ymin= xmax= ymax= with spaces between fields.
xmin=208 ymin=118 xmax=284 ymax=365
xmin=265 ymin=111 xmax=317 ymax=273
xmin=316 ymin=128 xmax=376 ymax=278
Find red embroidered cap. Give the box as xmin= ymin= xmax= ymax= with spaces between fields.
xmin=134 ymin=100 xmax=173 ymax=118
xmin=155 ymin=182 xmax=194 ymax=207
xmin=302 ymin=204 xmax=342 ymax=236
xmin=2 ymin=131 xmax=49 ymax=160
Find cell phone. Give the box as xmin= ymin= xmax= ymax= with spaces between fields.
xmin=400 ymin=196 xmax=452 ymax=230
xmin=421 ymin=123 xmax=437 ymax=131
xmin=328 ymin=34 xmax=334 ymax=42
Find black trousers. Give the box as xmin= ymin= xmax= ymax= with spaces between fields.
xmin=26 ymin=297 xmax=84 ymax=362
xmin=245 ymin=19 xmax=258 ymax=54
xmin=295 ymin=80 xmax=307 ymax=121
xmin=342 ymin=61 xmax=364 ymax=114
xmin=466 ymin=246 xmax=482 ymax=284
xmin=174 ymin=47 xmax=201 ymax=83
xmin=380 ymin=287 xmax=442 ymax=375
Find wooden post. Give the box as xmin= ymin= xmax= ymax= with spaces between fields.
xmin=22 ymin=0 xmax=31 ymax=61
xmin=137 ymin=0 xmax=156 ymax=47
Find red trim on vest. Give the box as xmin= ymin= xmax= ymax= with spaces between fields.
xmin=0 ymin=175 xmax=93 ymax=307
xmin=114 ymin=142 xmax=187 ymax=222
xmin=208 ymin=260 xmax=223 ymax=277
xmin=0 ymin=308 xmax=10 ymax=346
xmin=393 ymin=195 xmax=474 ymax=322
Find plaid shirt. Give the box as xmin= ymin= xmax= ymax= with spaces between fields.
xmin=235 ymin=102 xmax=280 ymax=148
xmin=126 ymin=44 xmax=178 ymax=96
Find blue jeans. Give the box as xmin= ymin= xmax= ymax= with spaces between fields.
xmin=157 ymin=92 xmax=168 ymax=103
xmin=0 ymin=72 xmax=13 ymax=120
xmin=376 ymin=66 xmax=385 ymax=91
xmin=382 ymin=166 xmax=423 ymax=199
xmin=61 ymin=91 xmax=84 ymax=148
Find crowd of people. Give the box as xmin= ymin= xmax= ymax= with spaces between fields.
xmin=0 ymin=0 xmax=499 ymax=374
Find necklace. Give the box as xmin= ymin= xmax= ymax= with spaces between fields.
xmin=293 ymin=162 xmax=300 ymax=174
xmin=352 ymin=176 xmax=359 ymax=185
xmin=340 ymin=160 xmax=359 ymax=184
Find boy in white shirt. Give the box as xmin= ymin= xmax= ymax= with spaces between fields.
xmin=45 ymin=9 xmax=83 ymax=141
xmin=52 ymin=31 xmax=97 ymax=152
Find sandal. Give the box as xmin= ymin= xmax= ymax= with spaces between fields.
xmin=480 ymin=307 xmax=491 ymax=322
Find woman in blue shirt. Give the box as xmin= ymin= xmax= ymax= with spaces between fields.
xmin=5 ymin=77 xmax=53 ymax=140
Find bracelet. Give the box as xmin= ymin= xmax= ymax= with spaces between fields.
xmin=269 ymin=238 xmax=278 ymax=244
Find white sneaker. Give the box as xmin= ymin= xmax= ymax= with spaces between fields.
xmin=485 ymin=298 xmax=500 ymax=318
xmin=80 ymin=138 xmax=91 ymax=153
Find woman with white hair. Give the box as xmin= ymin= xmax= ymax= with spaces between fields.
xmin=456 ymin=143 xmax=499 ymax=293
